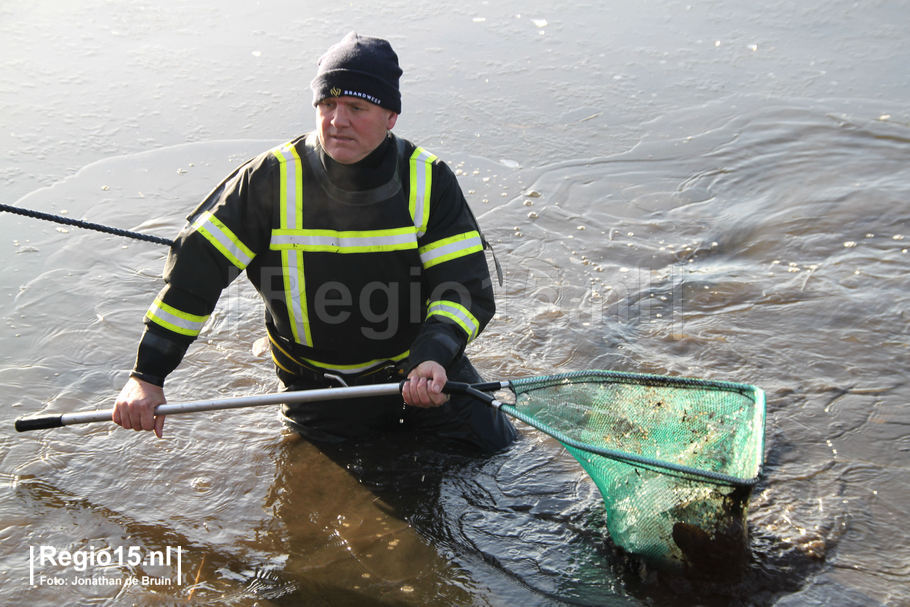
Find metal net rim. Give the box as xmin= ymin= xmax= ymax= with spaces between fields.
xmin=505 ymin=369 xmax=766 ymax=487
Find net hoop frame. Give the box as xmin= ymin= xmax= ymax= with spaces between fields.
xmin=505 ymin=369 xmax=766 ymax=487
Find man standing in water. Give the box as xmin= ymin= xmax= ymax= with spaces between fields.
xmin=112 ymin=32 xmax=516 ymax=452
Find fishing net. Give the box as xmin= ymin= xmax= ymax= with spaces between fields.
xmin=502 ymin=370 xmax=765 ymax=568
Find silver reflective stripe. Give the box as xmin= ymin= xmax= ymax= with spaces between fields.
xmin=409 ymin=147 xmax=436 ymax=237
xmin=146 ymin=299 xmax=209 ymax=337
xmin=271 ymin=141 xmax=310 ymax=346
xmin=270 ymin=229 xmax=417 ymax=251
xmin=419 ymin=232 xmax=483 ymax=268
xmin=282 ymin=249 xmax=310 ymax=346
xmin=427 ymin=300 xmax=480 ymax=341
xmin=277 ymin=142 xmax=301 ymax=230
xmin=192 ymin=211 xmax=254 ymax=269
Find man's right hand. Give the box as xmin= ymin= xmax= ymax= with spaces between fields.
xmin=113 ymin=376 xmax=166 ymax=438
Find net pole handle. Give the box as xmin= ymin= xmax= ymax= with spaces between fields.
xmin=442 ymin=381 xmax=507 ymax=407
xmin=15 ymin=415 xmax=65 ymax=432
xmin=14 ymin=383 xmax=405 ymax=432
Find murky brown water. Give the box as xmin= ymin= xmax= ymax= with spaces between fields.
xmin=2 ymin=1 xmax=909 ymax=605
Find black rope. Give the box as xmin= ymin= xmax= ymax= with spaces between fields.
xmin=0 ymin=203 xmax=174 ymax=247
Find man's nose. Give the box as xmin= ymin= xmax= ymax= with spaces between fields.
xmin=331 ymin=105 xmax=350 ymax=126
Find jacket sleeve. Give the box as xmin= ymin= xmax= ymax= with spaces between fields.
xmin=407 ymin=159 xmax=496 ymax=370
xmin=131 ymin=153 xmax=276 ymax=386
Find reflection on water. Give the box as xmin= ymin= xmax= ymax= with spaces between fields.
xmin=4 ymin=98 xmax=908 ymax=605
xmin=478 ymin=98 xmax=909 ymax=605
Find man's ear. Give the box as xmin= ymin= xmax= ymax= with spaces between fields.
xmin=386 ymin=112 xmax=399 ymax=130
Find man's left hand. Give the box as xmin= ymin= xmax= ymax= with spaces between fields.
xmin=402 ymin=361 xmax=449 ymax=408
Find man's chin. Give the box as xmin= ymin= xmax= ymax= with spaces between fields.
xmin=326 ymin=146 xmax=365 ymax=164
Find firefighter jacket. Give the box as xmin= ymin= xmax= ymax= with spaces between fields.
xmin=131 ymin=132 xmax=496 ymax=387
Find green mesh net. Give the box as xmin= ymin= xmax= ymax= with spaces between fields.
xmin=503 ymin=370 xmax=765 ymax=568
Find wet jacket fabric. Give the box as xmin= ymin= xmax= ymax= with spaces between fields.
xmin=131 ymin=132 xmax=495 ymax=388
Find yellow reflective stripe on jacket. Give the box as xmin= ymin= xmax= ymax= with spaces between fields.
xmin=272 ymin=142 xmax=303 ymax=230
xmin=271 ymin=141 xmax=311 ymax=346
xmin=268 ymin=332 xmax=409 ymax=375
xmin=419 ymin=230 xmax=483 ymax=269
xmin=300 ymin=351 xmax=410 ymax=375
xmin=409 ymin=147 xmax=436 ymax=238
xmin=270 ymin=227 xmax=418 ymax=253
xmin=427 ymin=300 xmax=480 ymax=342
xmin=146 ymin=299 xmax=209 ymax=337
xmin=191 ymin=211 xmax=255 ymax=269
xmin=282 ymin=250 xmax=310 ymax=345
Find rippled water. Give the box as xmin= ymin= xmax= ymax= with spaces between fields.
xmin=2 ymin=2 xmax=909 ymax=606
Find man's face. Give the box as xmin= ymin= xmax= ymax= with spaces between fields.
xmin=316 ymin=96 xmax=398 ymax=164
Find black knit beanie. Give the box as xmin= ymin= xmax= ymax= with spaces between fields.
xmin=311 ymin=32 xmax=402 ymax=114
